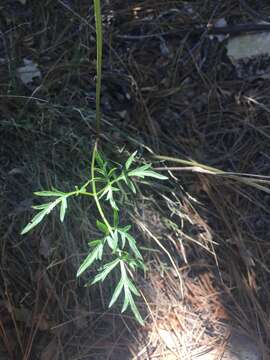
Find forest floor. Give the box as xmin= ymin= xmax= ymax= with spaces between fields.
xmin=1 ymin=1 xmax=270 ymax=359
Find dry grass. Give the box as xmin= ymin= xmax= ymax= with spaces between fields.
xmin=1 ymin=0 xmax=270 ymax=359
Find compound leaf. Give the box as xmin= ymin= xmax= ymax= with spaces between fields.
xmin=125 ymin=151 xmax=137 ymax=170
xmin=128 ymin=164 xmax=167 ymax=180
xmin=129 ymin=293 xmax=144 ymax=325
xmin=77 ymin=244 xmax=103 ymax=277
xmin=125 ymin=233 xmax=143 ymax=259
xmin=21 ymin=198 xmax=60 ymax=235
xmin=109 ymin=278 xmax=124 ymax=308
xmin=91 ymin=258 xmax=120 ymax=284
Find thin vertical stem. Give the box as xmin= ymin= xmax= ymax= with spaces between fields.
xmin=91 ymin=1 xmax=112 ymax=232
xmin=93 ymin=0 xmax=103 ymax=136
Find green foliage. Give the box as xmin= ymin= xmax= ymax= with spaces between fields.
xmin=21 ymin=151 xmax=167 ymax=324
xmin=20 ymin=0 xmax=168 ymax=325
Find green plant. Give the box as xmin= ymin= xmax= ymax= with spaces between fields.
xmin=21 ymin=151 xmax=167 ymax=324
xmin=21 ymin=0 xmax=167 ymax=324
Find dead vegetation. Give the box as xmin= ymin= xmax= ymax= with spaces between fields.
xmin=1 ymin=0 xmax=270 ymax=359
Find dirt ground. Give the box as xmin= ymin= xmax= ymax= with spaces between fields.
xmin=1 ymin=1 xmax=270 ymax=359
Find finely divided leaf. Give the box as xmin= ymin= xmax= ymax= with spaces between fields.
xmin=122 ymin=286 xmax=130 ymax=313
xmin=34 ymin=190 xmax=66 ymax=197
xmin=32 ymin=202 xmax=53 ymax=210
xmin=129 ymin=294 xmax=144 ymax=325
xmin=95 ymin=150 xmax=105 ymax=168
xmin=97 ymin=243 xmax=103 ymax=260
xmin=21 ymin=208 xmax=49 ymax=235
xmin=108 ymin=167 xmax=117 ymax=177
xmin=119 ymin=231 xmax=126 ymax=248
xmin=112 ymin=230 xmax=119 ymax=250
xmin=109 ymin=278 xmax=124 ymax=307
xmin=106 ymin=230 xmax=118 ymax=251
xmin=88 ymin=239 xmax=103 ymax=247
xmin=119 ymin=261 xmax=144 ymax=324
xmin=128 ymin=164 xmax=151 ymax=177
xmin=60 ymin=197 xmax=67 ymax=222
xmin=138 ymin=170 xmax=168 ymax=180
xmin=76 ymin=244 xmax=103 ymax=277
xmin=125 ymin=151 xmax=137 ymax=170
xmin=118 ymin=226 xmax=132 ymax=249
xmin=125 ymin=233 xmax=143 ymax=259
xmin=100 ymin=185 xmax=119 ymax=210
xmin=105 ymin=187 xmax=119 ymax=210
xmin=91 ymin=258 xmax=120 ymax=285
xmin=121 ymin=225 xmax=132 ymax=232
xmin=21 ymin=198 xmax=61 ymax=235
xmin=128 ymin=165 xmax=167 ymax=180
xmin=127 ymin=278 xmax=140 ymax=296
xmin=128 ymin=179 xmax=136 ymax=193
xmin=106 ymin=235 xmax=114 ymax=250
xmin=122 ymin=172 xmax=136 ymax=193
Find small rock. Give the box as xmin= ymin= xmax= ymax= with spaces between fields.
xmin=16 ymin=58 xmax=41 ymax=85
xmin=209 ymin=18 xmax=228 ymax=42
xmin=226 ymin=30 xmax=270 ymax=79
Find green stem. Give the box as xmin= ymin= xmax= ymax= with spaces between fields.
xmin=91 ymin=142 xmax=113 ymax=234
xmin=93 ymin=0 xmax=103 ymax=136
xmin=90 ymin=2 xmax=113 ymax=234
